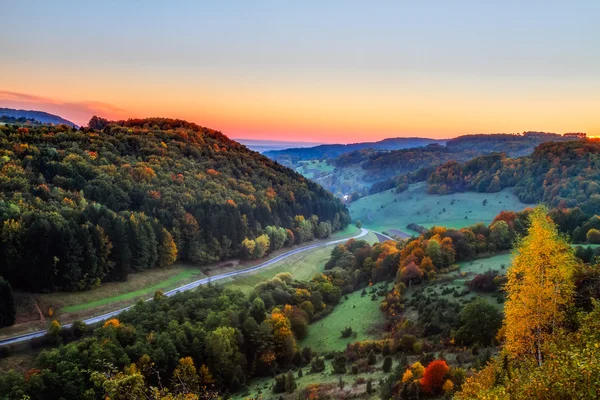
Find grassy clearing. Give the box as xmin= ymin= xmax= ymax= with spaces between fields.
xmin=296 ymin=160 xmax=334 ymax=178
xmin=233 ymin=357 xmax=388 ymax=400
xmin=349 ymin=183 xmax=530 ymax=234
xmin=404 ymin=253 xmax=512 ymax=316
xmin=300 ymin=282 xmax=387 ymax=353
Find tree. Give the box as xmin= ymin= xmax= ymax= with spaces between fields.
xmin=425 ymin=239 xmax=443 ymax=266
xmin=504 ymin=206 xmax=577 ymax=366
xmin=284 ymin=370 xmax=296 ymax=393
xmin=399 ymin=261 xmax=424 ymax=287
xmin=0 ymin=277 xmax=16 ymax=327
xmin=586 ymin=228 xmax=600 ymax=244
xmin=420 ymin=360 xmax=449 ymax=395
xmin=205 ymin=327 xmax=246 ymax=388
xmin=382 ymin=356 xmax=392 ymax=373
xmin=157 ymin=228 xmax=177 ymax=267
xmin=356 ymin=221 xmax=362 ymax=229
xmin=332 ymin=354 xmax=347 ymax=374
xmin=47 ymin=320 xmax=62 ymax=345
xmin=456 ymin=298 xmax=502 ymax=346
xmin=489 ymin=220 xmax=512 ymax=250
xmin=172 ymin=357 xmax=199 ymax=394
xmin=367 ymin=350 xmax=376 ymax=365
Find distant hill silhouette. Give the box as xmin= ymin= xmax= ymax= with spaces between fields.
xmin=0 ymin=107 xmax=78 ymax=127
xmin=264 ymin=137 xmax=446 ymax=167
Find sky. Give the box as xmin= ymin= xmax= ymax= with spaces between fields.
xmin=1 ymin=1 xmax=599 ymax=143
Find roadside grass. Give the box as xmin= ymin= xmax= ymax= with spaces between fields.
xmin=349 ymin=183 xmax=530 ymax=235
xmin=299 ymin=282 xmax=387 ymax=353
xmin=59 ymin=267 xmax=205 ymax=313
xmin=5 ymin=224 xmax=362 ymax=334
xmin=223 ymin=231 xmax=379 ymax=294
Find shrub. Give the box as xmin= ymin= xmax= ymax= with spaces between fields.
xmin=382 ymin=356 xmax=392 ymax=373
xmin=420 ymin=360 xmax=449 ymax=394
xmin=367 ymin=350 xmax=377 ymax=365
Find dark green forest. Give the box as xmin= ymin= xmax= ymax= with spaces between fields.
xmin=0 ymin=118 xmax=349 ymax=294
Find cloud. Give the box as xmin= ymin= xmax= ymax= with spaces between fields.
xmin=0 ymin=90 xmax=126 ymax=126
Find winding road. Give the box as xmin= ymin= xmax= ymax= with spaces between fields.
xmin=0 ymin=228 xmax=372 ymax=347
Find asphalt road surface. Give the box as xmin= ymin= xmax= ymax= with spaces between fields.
xmin=0 ymin=228 xmax=371 ymax=347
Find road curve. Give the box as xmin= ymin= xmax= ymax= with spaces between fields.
xmin=0 ymin=228 xmax=370 ymax=347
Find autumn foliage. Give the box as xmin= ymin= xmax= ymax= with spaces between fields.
xmin=420 ymin=360 xmax=450 ymax=394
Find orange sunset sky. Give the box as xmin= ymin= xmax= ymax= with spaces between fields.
xmin=2 ymin=1 xmax=599 ymax=143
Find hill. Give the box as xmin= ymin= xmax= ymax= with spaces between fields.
xmin=0 ymin=117 xmax=349 ymax=293
xmin=235 ymin=139 xmax=321 ymax=153
xmin=425 ymin=140 xmax=600 ymax=215
xmin=264 ymin=137 xmax=446 ymax=168
xmin=316 ymin=132 xmax=574 ymax=197
xmin=0 ymin=107 xmax=77 ymax=127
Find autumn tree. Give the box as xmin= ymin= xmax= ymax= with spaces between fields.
xmin=504 ymin=206 xmax=578 ymax=366
xmin=420 ymin=360 xmax=450 ymax=395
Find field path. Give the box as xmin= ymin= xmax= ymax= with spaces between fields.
xmin=0 ymin=228 xmax=370 ymax=347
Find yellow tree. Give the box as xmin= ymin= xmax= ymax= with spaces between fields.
xmin=504 ymin=206 xmax=577 ymax=366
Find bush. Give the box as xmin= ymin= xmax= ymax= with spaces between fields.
xmin=332 ymin=354 xmax=347 ymax=374
xmin=367 ymin=350 xmax=377 ymax=365
xmin=310 ymin=357 xmax=325 ymax=373
xmin=340 ymin=326 xmax=354 ymax=338
xmin=382 ymin=356 xmax=392 ymax=373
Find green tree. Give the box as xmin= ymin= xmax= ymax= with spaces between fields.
xmin=0 ymin=277 xmax=16 ymax=327
xmin=455 ymin=298 xmax=502 ymax=346
xmin=205 ymin=326 xmax=246 ymax=389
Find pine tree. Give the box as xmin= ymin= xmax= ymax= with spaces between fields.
xmin=0 ymin=277 xmax=16 ymax=327
xmin=504 ymin=206 xmax=578 ymax=366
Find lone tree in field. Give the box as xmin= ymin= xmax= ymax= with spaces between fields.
xmin=503 ymin=206 xmax=578 ymax=366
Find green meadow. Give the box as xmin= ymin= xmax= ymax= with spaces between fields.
xmin=299 ymin=283 xmax=387 ymax=353
xmin=349 ymin=183 xmax=530 ymax=235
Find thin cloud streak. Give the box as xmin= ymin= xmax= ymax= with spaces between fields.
xmin=0 ymin=90 xmax=126 ymax=126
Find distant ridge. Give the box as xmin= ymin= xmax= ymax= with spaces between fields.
xmin=264 ymin=137 xmax=446 ymax=167
xmin=0 ymin=107 xmax=78 ymax=128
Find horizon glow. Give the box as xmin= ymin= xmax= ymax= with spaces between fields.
xmin=1 ymin=1 xmax=599 ymax=143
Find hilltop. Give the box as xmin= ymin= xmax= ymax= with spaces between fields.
xmin=0 ymin=107 xmax=78 ymax=127
xmin=0 ymin=117 xmax=349 ymax=294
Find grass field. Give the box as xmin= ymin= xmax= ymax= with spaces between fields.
xmin=299 ymin=282 xmax=387 ymax=353
xmin=296 ymin=160 xmax=335 ymax=179
xmin=222 ymin=230 xmax=379 ymax=294
xmin=233 ymin=355 xmax=388 ymax=400
xmin=349 ymin=183 xmax=530 ymax=235
xmin=404 ymin=252 xmax=512 ymax=316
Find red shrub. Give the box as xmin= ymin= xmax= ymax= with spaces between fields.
xmin=420 ymin=360 xmax=449 ymax=394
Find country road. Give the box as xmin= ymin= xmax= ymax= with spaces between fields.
xmin=0 ymin=228 xmax=370 ymax=347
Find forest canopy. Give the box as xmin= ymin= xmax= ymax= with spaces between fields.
xmin=0 ymin=118 xmax=349 ymax=293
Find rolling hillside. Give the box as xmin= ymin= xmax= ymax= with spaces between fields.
xmin=0 ymin=117 xmax=350 ymax=293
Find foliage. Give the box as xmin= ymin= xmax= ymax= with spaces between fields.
xmin=504 ymin=206 xmax=577 ymax=366
xmin=420 ymin=359 xmax=450 ymax=395
xmin=455 ymin=298 xmax=503 ymax=346
xmin=0 ymin=118 xmax=349 ymax=293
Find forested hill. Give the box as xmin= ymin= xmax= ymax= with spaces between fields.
xmin=422 ymin=140 xmax=600 ymax=215
xmin=264 ymin=137 xmax=445 ymax=167
xmin=0 ymin=117 xmax=350 ymax=293
xmin=0 ymin=107 xmax=78 ymax=128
